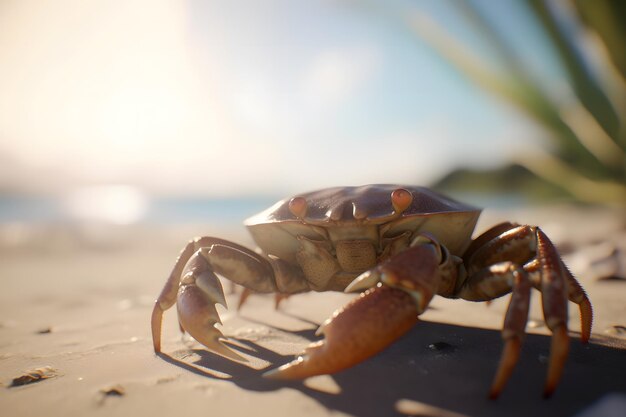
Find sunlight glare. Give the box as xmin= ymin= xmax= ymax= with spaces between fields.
xmin=63 ymin=185 xmax=148 ymax=225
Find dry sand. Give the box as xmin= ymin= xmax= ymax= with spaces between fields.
xmin=0 ymin=206 xmax=625 ymax=417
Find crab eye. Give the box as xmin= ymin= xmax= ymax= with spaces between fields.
xmin=352 ymin=202 xmax=367 ymax=220
xmin=288 ymin=196 xmax=308 ymax=218
xmin=391 ymin=188 xmax=413 ymax=214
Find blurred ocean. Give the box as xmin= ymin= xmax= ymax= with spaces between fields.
xmin=0 ymin=194 xmax=277 ymax=226
xmin=0 ymin=190 xmax=537 ymax=253
xmin=0 ymin=190 xmax=527 ymax=226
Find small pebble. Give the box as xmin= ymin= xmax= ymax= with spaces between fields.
xmin=428 ymin=342 xmax=455 ymax=352
xmin=605 ymin=325 xmax=626 ymax=337
xmin=156 ymin=375 xmax=179 ymax=385
xmin=10 ymin=366 xmax=58 ymax=387
xmin=589 ymin=246 xmax=625 ymax=281
xmin=36 ymin=327 xmax=53 ymax=334
xmin=100 ymin=384 xmax=125 ymax=396
xmin=597 ymin=275 xmax=626 ymax=282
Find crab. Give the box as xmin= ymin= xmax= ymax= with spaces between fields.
xmin=151 ymin=185 xmax=592 ymax=398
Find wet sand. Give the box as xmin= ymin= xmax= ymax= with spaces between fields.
xmin=0 ymin=206 xmax=625 ymax=416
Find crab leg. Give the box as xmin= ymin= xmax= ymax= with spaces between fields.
xmin=563 ymin=267 xmax=593 ymax=343
xmin=535 ymin=229 xmax=570 ymax=398
xmin=463 ymin=221 xmax=518 ymax=263
xmin=457 ymin=261 xmax=532 ymax=398
xmin=467 ymin=224 xmax=592 ymax=343
xmin=464 ymin=225 xmax=592 ymax=398
xmin=236 ymin=288 xmax=292 ymax=311
xmin=524 ymin=258 xmax=593 ymax=343
xmin=265 ymin=242 xmax=443 ymax=380
xmin=489 ymin=266 xmax=531 ymax=399
xmin=494 ymin=228 xmax=576 ymax=397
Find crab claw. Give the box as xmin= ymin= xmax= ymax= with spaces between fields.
xmin=174 ymin=256 xmax=246 ymax=362
xmin=264 ymin=284 xmax=418 ymax=379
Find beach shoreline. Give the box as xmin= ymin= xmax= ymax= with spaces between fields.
xmin=1 ymin=205 xmax=625 ymax=416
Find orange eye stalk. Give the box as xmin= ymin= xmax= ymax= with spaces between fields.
xmin=391 ymin=188 xmax=413 ymax=214
xmin=288 ymin=196 xmax=308 ymax=218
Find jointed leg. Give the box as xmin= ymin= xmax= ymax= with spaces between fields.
xmin=459 ymin=263 xmax=531 ymax=398
xmin=235 ymin=288 xmax=291 ymax=311
xmin=463 ymin=222 xmax=518 ymax=263
xmin=491 ymin=268 xmax=532 ymax=399
xmin=466 ymin=223 xmax=591 ymax=342
xmin=564 ymin=267 xmax=593 ymax=343
xmin=470 ymin=223 xmax=592 ymax=344
xmin=534 ymin=229 xmax=571 ymax=397
xmin=463 ymin=225 xmax=593 ymax=398
xmin=524 ymin=256 xmax=593 ymax=344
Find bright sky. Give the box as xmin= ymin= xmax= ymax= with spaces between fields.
xmin=0 ymin=0 xmax=553 ymax=197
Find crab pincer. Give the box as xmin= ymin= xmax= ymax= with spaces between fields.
xmin=264 ymin=284 xmax=419 ymax=379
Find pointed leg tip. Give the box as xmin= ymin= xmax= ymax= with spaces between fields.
xmin=274 ymin=293 xmax=289 ymax=310
xmin=262 ymin=357 xmax=309 ymax=380
xmin=262 ymin=367 xmax=281 ymax=380
xmin=193 ymin=329 xmax=248 ymax=362
xmin=543 ymin=325 xmax=569 ymax=399
xmin=211 ymin=341 xmax=248 ymax=362
xmin=488 ymin=390 xmax=500 ymax=401
xmin=579 ymin=298 xmax=593 ymax=344
xmin=543 ymin=364 xmax=559 ymax=399
xmin=488 ymin=338 xmax=521 ymax=400
xmin=543 ymin=386 xmax=555 ymax=399
xmin=151 ymin=302 xmax=165 ymax=354
xmin=488 ymin=382 xmax=504 ymax=401
xmin=262 ymin=364 xmax=291 ymax=380
xmin=236 ymin=288 xmax=252 ymax=312
xmin=152 ymin=333 xmax=162 ymax=353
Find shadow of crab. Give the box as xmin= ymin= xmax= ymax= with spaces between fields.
xmin=158 ymin=319 xmax=626 ymax=417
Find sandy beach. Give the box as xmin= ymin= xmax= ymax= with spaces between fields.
xmin=1 ymin=206 xmax=625 ymax=417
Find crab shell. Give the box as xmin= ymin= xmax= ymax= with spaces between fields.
xmin=244 ymin=185 xmax=481 ymax=264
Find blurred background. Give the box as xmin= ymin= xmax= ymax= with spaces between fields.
xmin=0 ymin=0 xmax=624 ymax=240
xmin=2 ymin=3 xmax=625 ymax=415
